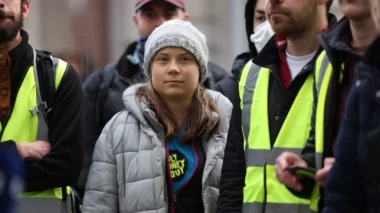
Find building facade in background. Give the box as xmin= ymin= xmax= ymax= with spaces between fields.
xmin=24 ymin=0 xmax=342 ymax=79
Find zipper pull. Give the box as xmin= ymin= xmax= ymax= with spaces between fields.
xmin=173 ymin=193 xmax=177 ymax=202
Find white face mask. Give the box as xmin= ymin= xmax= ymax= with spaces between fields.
xmin=250 ymin=20 xmax=275 ymax=53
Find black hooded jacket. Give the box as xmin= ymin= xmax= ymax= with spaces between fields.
xmin=214 ymin=0 xmax=257 ymax=103
xmin=215 ymin=1 xmax=256 ymax=213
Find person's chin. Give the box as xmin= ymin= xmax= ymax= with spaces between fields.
xmin=163 ymin=88 xmax=185 ymax=99
xmin=342 ymin=7 xmax=369 ymax=20
xmin=271 ymin=23 xmax=296 ymax=36
xmin=270 ymin=19 xmax=290 ymax=32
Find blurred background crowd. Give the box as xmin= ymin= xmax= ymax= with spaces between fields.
xmin=23 ymin=0 xmax=342 ymax=80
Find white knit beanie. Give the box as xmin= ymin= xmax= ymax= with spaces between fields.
xmin=144 ymin=19 xmax=209 ymax=83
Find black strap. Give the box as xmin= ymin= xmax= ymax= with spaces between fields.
xmin=95 ymin=63 xmax=116 ymax=126
xmin=35 ymin=50 xmax=57 ymax=123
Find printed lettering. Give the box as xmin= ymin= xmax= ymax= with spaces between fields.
xmin=169 ymin=152 xmax=187 ymax=180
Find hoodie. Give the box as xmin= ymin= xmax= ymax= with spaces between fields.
xmin=214 ymin=0 xmax=257 ymax=100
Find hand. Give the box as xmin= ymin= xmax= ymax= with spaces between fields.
xmin=314 ymin=157 xmax=335 ymax=186
xmin=275 ymin=152 xmax=308 ymax=191
xmin=16 ymin=141 xmax=51 ymax=160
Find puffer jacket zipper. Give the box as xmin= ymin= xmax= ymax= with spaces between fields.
xmin=165 ymin=142 xmax=176 ymax=213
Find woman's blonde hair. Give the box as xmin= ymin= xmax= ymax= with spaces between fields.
xmin=136 ymin=85 xmax=220 ymax=140
xmin=372 ymin=0 xmax=380 ymax=31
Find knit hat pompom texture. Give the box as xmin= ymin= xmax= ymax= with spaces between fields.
xmin=144 ymin=19 xmax=209 ymax=83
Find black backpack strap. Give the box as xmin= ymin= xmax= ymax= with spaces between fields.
xmin=95 ymin=63 xmax=116 ymax=126
xmin=34 ymin=50 xmax=57 ymax=113
xmin=30 ymin=49 xmax=58 ymax=141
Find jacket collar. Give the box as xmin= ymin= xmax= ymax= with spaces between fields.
xmin=115 ymin=41 xmax=141 ymax=79
xmin=9 ymin=30 xmax=32 ymax=73
xmin=364 ymin=36 xmax=380 ymax=69
xmin=252 ymin=35 xmax=279 ymax=70
xmin=318 ymin=17 xmax=356 ymax=55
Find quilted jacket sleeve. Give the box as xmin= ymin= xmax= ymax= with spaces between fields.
xmin=82 ymin=115 xmax=119 ymax=213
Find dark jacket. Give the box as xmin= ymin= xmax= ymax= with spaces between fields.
xmin=76 ymin=41 xmax=230 ymax=198
xmin=214 ymin=0 xmax=257 ymax=102
xmin=1 ymin=30 xmax=84 ymax=192
xmin=214 ymin=52 xmax=250 ymax=103
xmin=322 ymin=36 xmax=380 ymax=213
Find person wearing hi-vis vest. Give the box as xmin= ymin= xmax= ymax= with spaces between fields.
xmin=0 ymin=0 xmax=84 ymax=213
xmin=275 ymin=0 xmax=378 ymax=212
xmin=216 ymin=0 xmax=336 ymax=212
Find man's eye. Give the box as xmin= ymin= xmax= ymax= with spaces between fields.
xmin=143 ymin=12 xmax=155 ymax=17
xmin=164 ymin=12 xmax=176 ymax=19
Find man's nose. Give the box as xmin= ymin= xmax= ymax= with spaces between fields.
xmin=269 ymin=0 xmax=284 ymax=5
xmin=154 ymin=16 xmax=166 ymax=27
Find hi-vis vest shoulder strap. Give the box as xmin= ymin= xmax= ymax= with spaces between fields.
xmin=314 ymin=50 xmax=344 ymax=170
xmin=0 ymin=50 xmax=75 ymax=213
xmin=310 ymin=51 xmax=345 ymax=212
xmin=314 ymin=51 xmax=331 ymax=170
xmin=239 ymin=61 xmax=316 ymax=213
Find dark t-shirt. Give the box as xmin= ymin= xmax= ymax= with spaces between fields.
xmin=166 ymin=134 xmax=206 ymax=213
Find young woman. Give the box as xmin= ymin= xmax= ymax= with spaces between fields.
xmin=82 ymin=19 xmax=232 ymax=213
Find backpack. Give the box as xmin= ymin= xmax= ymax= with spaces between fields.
xmin=95 ymin=63 xmax=116 ymax=126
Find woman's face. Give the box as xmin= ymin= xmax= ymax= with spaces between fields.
xmin=150 ymin=47 xmax=200 ymax=101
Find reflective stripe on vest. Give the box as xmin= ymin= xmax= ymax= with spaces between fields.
xmin=239 ymin=62 xmax=316 ymax=213
xmin=310 ymin=51 xmax=333 ymax=213
xmin=0 ymin=57 xmax=71 ymax=212
xmin=314 ymin=51 xmax=331 ymax=170
xmin=311 ymin=51 xmax=345 ymax=212
xmin=314 ymin=50 xmax=344 ymax=169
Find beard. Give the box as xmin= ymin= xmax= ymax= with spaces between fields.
xmin=0 ymin=10 xmax=23 ymax=43
xmin=268 ymin=3 xmax=317 ymax=36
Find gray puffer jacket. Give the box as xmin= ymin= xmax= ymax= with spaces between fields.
xmin=82 ymin=84 xmax=232 ymax=213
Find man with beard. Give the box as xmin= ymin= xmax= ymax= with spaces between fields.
xmin=275 ymin=0 xmax=378 ymax=212
xmin=0 ymin=0 xmax=84 ymax=212
xmin=217 ymin=0 xmax=334 ymax=212
xmin=76 ymin=0 xmax=229 ymax=199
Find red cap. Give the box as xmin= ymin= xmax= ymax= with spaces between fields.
xmin=135 ymin=0 xmax=185 ymax=11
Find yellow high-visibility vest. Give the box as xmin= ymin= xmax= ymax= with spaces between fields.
xmin=239 ymin=60 xmax=317 ymax=213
